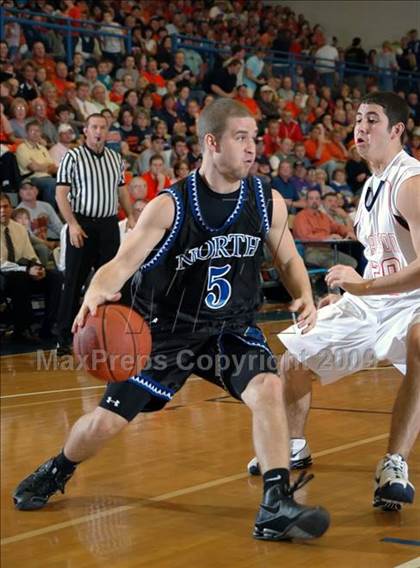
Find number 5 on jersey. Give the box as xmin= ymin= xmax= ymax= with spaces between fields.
xmin=205 ymin=265 xmax=232 ymax=310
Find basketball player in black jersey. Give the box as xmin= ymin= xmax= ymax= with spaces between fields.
xmin=14 ymin=100 xmax=330 ymax=541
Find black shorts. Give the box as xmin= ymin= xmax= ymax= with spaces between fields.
xmin=99 ymin=324 xmax=277 ymax=421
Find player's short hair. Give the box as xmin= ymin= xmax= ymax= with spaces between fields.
xmin=197 ymin=99 xmax=252 ymax=149
xmin=360 ymin=92 xmax=409 ymax=141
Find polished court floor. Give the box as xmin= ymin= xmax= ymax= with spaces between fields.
xmin=1 ymin=320 xmax=419 ymax=568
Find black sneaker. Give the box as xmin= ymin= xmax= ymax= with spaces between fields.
xmin=56 ymin=342 xmax=72 ymax=357
xmin=13 ymin=458 xmax=74 ymax=511
xmin=253 ymin=472 xmax=330 ymax=541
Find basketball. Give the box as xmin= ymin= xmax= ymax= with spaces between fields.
xmin=73 ymin=304 xmax=152 ymax=382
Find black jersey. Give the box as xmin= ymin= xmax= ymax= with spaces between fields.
xmin=132 ymin=171 xmax=273 ymax=332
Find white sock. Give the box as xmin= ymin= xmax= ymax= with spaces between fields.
xmin=290 ymin=438 xmax=306 ymax=453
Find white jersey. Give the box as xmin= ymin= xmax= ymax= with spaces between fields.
xmin=353 ymin=149 xmax=420 ymax=307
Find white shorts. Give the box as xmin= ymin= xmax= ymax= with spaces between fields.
xmin=279 ymin=294 xmax=420 ymax=384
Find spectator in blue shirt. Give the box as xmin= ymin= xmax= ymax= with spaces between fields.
xmin=272 ymin=161 xmax=306 ymax=212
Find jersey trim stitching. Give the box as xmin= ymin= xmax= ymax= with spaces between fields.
xmin=141 ymin=187 xmax=184 ymax=272
xmin=128 ymin=373 xmax=175 ymax=400
xmin=188 ymin=170 xmax=248 ymax=233
xmin=253 ymin=176 xmax=270 ymax=235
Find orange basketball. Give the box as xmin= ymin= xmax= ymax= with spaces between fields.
xmin=73 ymin=304 xmax=152 ymax=382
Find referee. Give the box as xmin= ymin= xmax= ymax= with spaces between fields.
xmin=55 ymin=113 xmax=135 ymax=355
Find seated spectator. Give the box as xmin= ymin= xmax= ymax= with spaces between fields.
xmin=330 ymin=168 xmax=354 ymax=201
xmin=270 ymin=137 xmax=296 ymax=171
xmin=51 ymin=61 xmax=74 ymax=99
xmin=15 ymin=120 xmax=58 ymax=207
xmin=254 ymin=137 xmax=271 ymax=178
xmin=293 ymin=189 xmax=357 ymax=269
xmin=294 ymin=142 xmax=312 ymax=168
xmin=119 ymin=108 xmax=143 ymax=155
xmin=17 ymin=180 xmax=63 ymax=240
xmin=305 ymin=167 xmax=322 ymax=193
xmin=169 ymin=135 xmax=189 ymax=167
xmin=91 ymin=83 xmax=119 ymax=115
xmin=30 ymin=97 xmax=58 ymax=145
xmin=257 ymin=85 xmax=281 ymax=120
xmin=272 ymin=161 xmax=306 ymax=211
xmin=408 ymin=132 xmax=420 ymax=160
xmin=9 ymin=98 xmax=29 ymax=141
xmin=184 ymin=98 xmax=200 ymax=136
xmin=205 ymin=59 xmax=241 ymax=99
xmin=17 ymin=61 xmax=40 ymax=102
xmin=262 ymin=118 xmax=281 ymax=157
xmin=73 ymin=81 xmax=98 ymax=121
xmin=234 ymin=85 xmax=262 ymax=119
xmin=172 ymin=160 xmax=190 ymax=182
xmin=321 ymin=192 xmax=355 ymax=232
xmin=187 ymin=136 xmax=202 ymax=170
xmin=278 ymin=110 xmax=304 ymax=142
xmin=97 ymin=59 xmax=113 ymax=91
xmin=315 ymin=168 xmax=334 ymax=195
xmin=30 ymin=40 xmax=56 ymax=80
xmin=119 ymin=198 xmax=147 ymax=240
xmin=49 ymin=124 xmax=75 ymax=167
xmin=134 ymin=134 xmax=171 ymax=174
xmin=135 ymin=109 xmax=153 ymax=146
xmin=0 ymin=193 xmax=61 ymax=341
xmin=161 ymin=50 xmax=195 ymax=90
xmin=304 ymin=123 xmax=337 ymax=179
xmin=142 ymin=154 xmax=172 ymax=201
xmin=116 ymin=54 xmax=140 ymax=84
xmin=278 ymin=76 xmax=295 ymax=101
xmin=345 ymin=145 xmax=371 ymax=194
xmin=118 ymin=176 xmax=148 ymax=221
xmin=291 ymin=161 xmax=309 ymax=195
xmin=141 ymin=58 xmax=167 ymax=95
xmin=109 ymin=79 xmax=125 ymax=105
xmin=328 ymin=127 xmax=349 ymax=164
xmin=121 ymin=89 xmax=140 ymax=114
xmin=12 ymin=207 xmax=55 ymax=267
xmin=158 ymin=94 xmax=180 ymax=135
xmin=101 ymin=108 xmax=123 ymax=153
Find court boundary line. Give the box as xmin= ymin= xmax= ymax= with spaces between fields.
xmin=0 ymin=378 xmax=202 ymax=400
xmin=1 ymin=432 xmax=389 ymax=546
xmin=393 ymin=557 xmax=420 ymax=568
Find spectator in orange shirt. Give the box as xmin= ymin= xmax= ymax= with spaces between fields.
xmin=141 ymin=58 xmax=167 ymax=95
xmin=293 ymin=188 xmax=357 ymax=269
xmin=118 ymin=176 xmax=148 ymax=220
xmin=51 ymin=62 xmax=75 ymax=99
xmin=142 ymin=154 xmax=171 ymax=201
xmin=278 ymin=110 xmax=304 ymax=142
xmin=234 ymin=85 xmax=262 ymax=119
xmin=262 ymin=118 xmax=281 ymax=157
xmin=304 ymin=124 xmax=338 ymax=179
xmin=328 ymin=127 xmax=349 ymax=164
xmin=31 ymin=41 xmax=57 ymax=80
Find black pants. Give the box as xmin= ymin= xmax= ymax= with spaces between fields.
xmin=0 ymin=269 xmax=62 ymax=333
xmin=56 ymin=215 xmax=120 ymax=343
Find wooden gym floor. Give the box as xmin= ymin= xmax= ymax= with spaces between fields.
xmin=1 ymin=320 xmax=419 ymax=568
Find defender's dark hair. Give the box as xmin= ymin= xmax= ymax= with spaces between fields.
xmin=360 ymin=92 xmax=409 ymax=141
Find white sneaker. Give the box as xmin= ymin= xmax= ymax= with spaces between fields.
xmin=373 ymin=454 xmax=415 ymax=511
xmin=247 ymin=439 xmax=313 ymax=476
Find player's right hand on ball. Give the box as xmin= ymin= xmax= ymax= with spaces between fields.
xmin=72 ymin=291 xmax=121 ymax=331
xmin=317 ymin=293 xmax=341 ymax=308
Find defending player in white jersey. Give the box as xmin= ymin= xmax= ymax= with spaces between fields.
xmin=249 ymin=92 xmax=420 ymax=511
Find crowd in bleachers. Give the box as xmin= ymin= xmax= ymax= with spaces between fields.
xmin=0 ymin=0 xmax=419 ymax=344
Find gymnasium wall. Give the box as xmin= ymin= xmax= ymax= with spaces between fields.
xmin=281 ymin=0 xmax=420 ymax=49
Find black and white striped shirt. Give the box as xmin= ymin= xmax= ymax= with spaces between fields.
xmin=56 ymin=144 xmax=125 ymax=217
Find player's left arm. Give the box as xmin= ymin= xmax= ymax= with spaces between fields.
xmin=326 ymin=175 xmax=420 ymax=294
xmin=266 ymin=190 xmax=316 ymax=332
